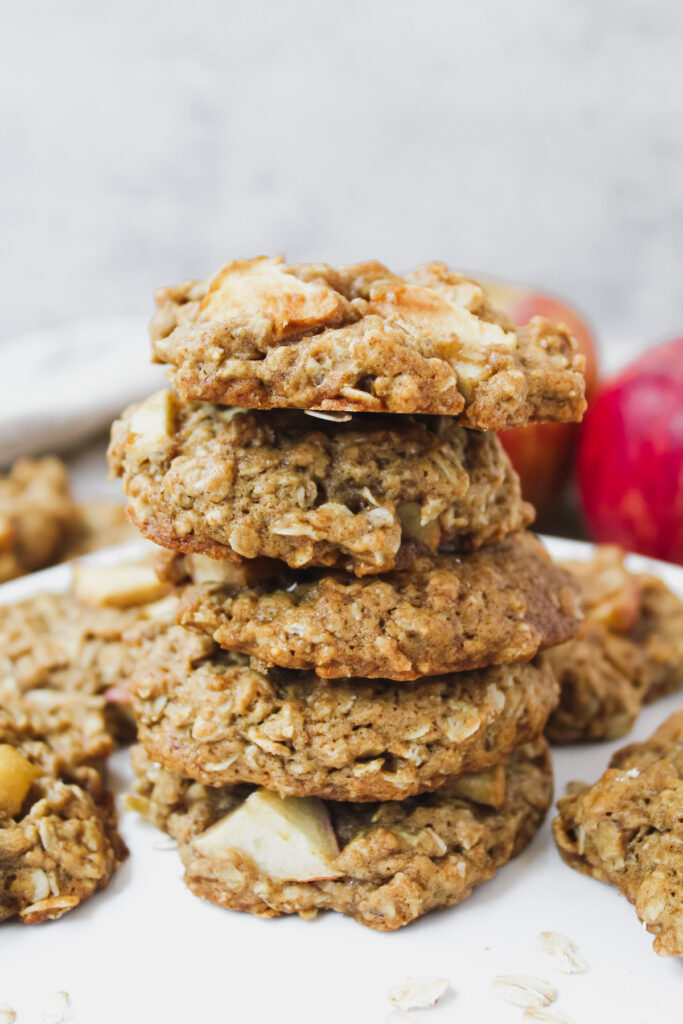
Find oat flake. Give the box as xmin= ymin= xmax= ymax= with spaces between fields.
xmin=537 ymin=931 xmax=587 ymax=974
xmin=491 ymin=975 xmax=556 ymax=1008
xmin=388 ymin=976 xmax=449 ymax=1010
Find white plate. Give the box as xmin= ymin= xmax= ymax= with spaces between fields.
xmin=2 ymin=538 xmax=682 ymax=1024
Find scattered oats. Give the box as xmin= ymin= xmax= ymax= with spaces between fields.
xmin=491 ymin=975 xmax=556 ymax=1009
xmin=43 ymin=990 xmax=72 ymax=1024
xmin=386 ymin=1012 xmax=416 ymax=1023
xmin=523 ymin=1009 xmax=577 ymax=1023
xmin=0 ymin=1005 xmax=16 ymax=1024
xmin=388 ymin=976 xmax=449 ymax=1010
xmin=537 ymin=932 xmax=587 ymax=974
xmin=625 ymin=767 xmax=640 ymax=778
xmin=152 ymin=836 xmax=178 ymax=851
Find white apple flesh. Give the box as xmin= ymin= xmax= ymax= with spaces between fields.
xmin=192 ymin=789 xmax=343 ymax=882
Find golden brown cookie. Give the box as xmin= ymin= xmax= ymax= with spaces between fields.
xmin=173 ymin=532 xmax=581 ymax=680
xmin=0 ymin=574 xmax=180 ymax=743
xmin=546 ymin=547 xmax=683 ymax=742
xmin=0 ymin=457 xmax=79 ymax=583
xmin=150 ymin=257 xmax=586 ymax=426
xmin=108 ymin=396 xmax=533 ymax=576
xmin=0 ymin=707 xmax=127 ymax=925
xmin=553 ymin=709 xmax=683 ymax=956
xmin=0 ymin=769 xmax=124 ymax=925
xmin=130 ymin=738 xmax=552 ymax=931
xmin=130 ymin=624 xmax=559 ymax=802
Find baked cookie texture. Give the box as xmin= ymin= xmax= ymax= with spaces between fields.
xmin=130 ymin=624 xmax=558 ymax=802
xmin=0 ymin=563 xmax=182 ymax=926
xmin=150 ymin=257 xmax=586 ymax=427
xmin=0 ymin=773 xmax=124 ymax=925
xmin=546 ymin=547 xmax=683 ymax=743
xmin=553 ymin=710 xmax=683 ymax=956
xmin=172 ymin=532 xmax=581 ymax=680
xmin=108 ymin=395 xmax=533 ymax=576
xmin=0 ymin=707 xmax=127 ymax=925
xmin=0 ymin=586 xmax=181 ymax=742
xmin=0 ymin=457 xmax=79 ymax=583
xmin=130 ymin=738 xmax=552 ymax=931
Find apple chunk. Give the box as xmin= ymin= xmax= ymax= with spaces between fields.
xmin=73 ymin=562 xmax=167 ymax=608
xmin=192 ymin=789 xmax=343 ymax=882
xmin=0 ymin=745 xmax=40 ymax=817
xmin=450 ymin=764 xmax=506 ymax=809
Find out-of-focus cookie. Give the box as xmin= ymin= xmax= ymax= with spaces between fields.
xmin=0 ymin=569 xmax=180 ymax=745
xmin=0 ymin=458 xmax=79 ymax=583
xmin=150 ymin=257 xmax=586 ymax=427
xmin=546 ymin=547 xmax=683 ymax=742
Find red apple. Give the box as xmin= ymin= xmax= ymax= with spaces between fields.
xmin=481 ymin=279 xmax=599 ymax=520
xmin=577 ymin=338 xmax=683 ymax=564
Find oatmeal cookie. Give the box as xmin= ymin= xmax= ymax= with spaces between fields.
xmin=546 ymin=547 xmax=683 ymax=743
xmin=553 ymin=709 xmax=683 ymax=956
xmin=130 ymin=625 xmax=559 ymax=802
xmin=0 ymin=458 xmax=79 ymax=583
xmin=0 ymin=584 xmax=180 ymax=743
xmin=130 ymin=738 xmax=552 ymax=931
xmin=108 ymin=395 xmax=533 ymax=576
xmin=0 ymin=692 xmax=114 ymax=771
xmin=150 ymin=257 xmax=586 ymax=427
xmin=174 ymin=532 xmax=581 ymax=680
xmin=0 ymin=772 xmax=125 ymax=924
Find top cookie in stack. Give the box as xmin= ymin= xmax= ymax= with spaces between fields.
xmin=109 ymin=256 xmax=585 ymax=931
xmin=150 ymin=256 xmax=586 ymax=425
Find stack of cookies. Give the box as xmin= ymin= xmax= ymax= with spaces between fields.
xmin=109 ymin=256 xmax=586 ymax=930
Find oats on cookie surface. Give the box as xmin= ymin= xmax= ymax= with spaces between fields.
xmin=150 ymin=257 xmax=586 ymax=426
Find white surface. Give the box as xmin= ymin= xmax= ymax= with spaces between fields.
xmin=2 ymin=1 xmax=683 ymax=352
xmin=1 ymin=538 xmax=682 ymax=1024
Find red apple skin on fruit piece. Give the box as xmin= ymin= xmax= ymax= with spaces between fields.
xmin=577 ymin=339 xmax=683 ymax=565
xmin=481 ymin=280 xmax=598 ymax=520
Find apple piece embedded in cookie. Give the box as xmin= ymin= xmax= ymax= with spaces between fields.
xmin=192 ymin=789 xmax=342 ymax=882
xmin=0 ymin=746 xmax=40 ymax=817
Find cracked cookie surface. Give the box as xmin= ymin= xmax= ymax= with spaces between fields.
xmin=553 ymin=710 xmax=683 ymax=956
xmin=150 ymin=257 xmax=586 ymax=426
xmin=131 ymin=738 xmax=552 ymax=931
xmin=109 ymin=396 xmax=533 ymax=575
xmin=174 ymin=532 xmax=580 ymax=680
xmin=130 ymin=624 xmax=559 ymax=802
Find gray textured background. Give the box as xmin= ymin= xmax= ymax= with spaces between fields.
xmin=2 ymin=0 xmax=682 ymax=357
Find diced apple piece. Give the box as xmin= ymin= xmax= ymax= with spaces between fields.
xmin=397 ymin=503 xmax=441 ymax=551
xmin=128 ymin=390 xmax=177 ymax=450
xmin=141 ymin=594 xmax=181 ymax=624
xmin=189 ymin=554 xmax=252 ymax=586
xmin=0 ymin=746 xmax=40 ymax=817
xmin=450 ymin=764 xmax=506 ymax=809
xmin=188 ymin=554 xmax=277 ymax=588
xmin=192 ymin=789 xmax=342 ymax=882
xmin=73 ymin=562 xmax=167 ymax=608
